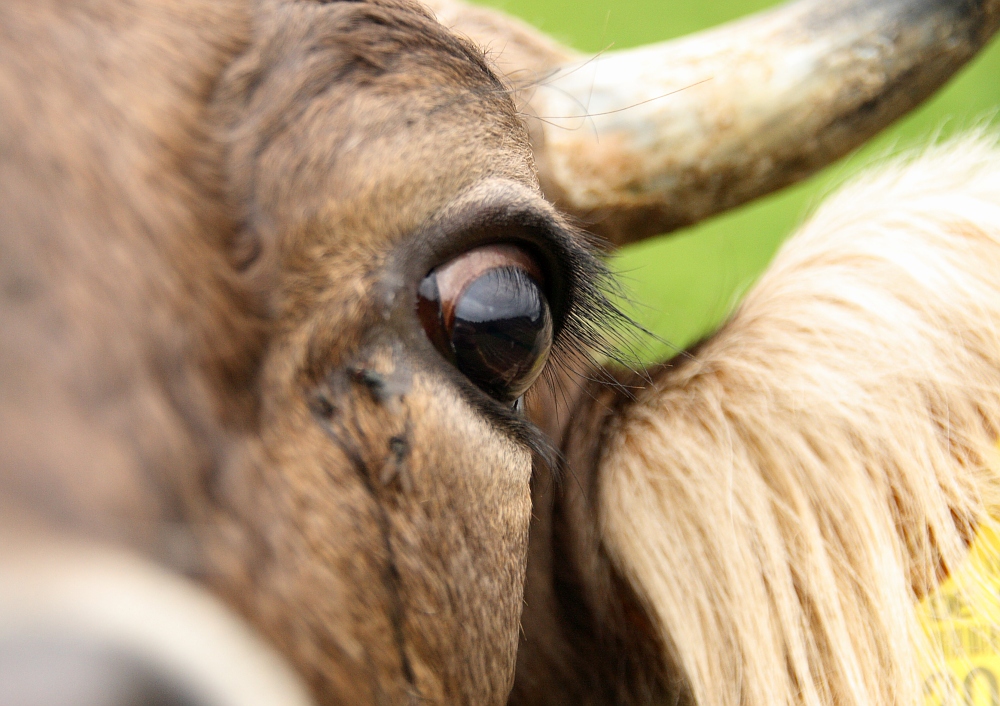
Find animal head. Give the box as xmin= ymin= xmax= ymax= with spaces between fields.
xmin=1 ymin=0 xmax=998 ymax=704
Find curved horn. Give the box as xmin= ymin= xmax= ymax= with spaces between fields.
xmin=429 ymin=0 xmax=1000 ymax=246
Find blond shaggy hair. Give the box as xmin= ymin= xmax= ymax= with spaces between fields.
xmin=600 ymin=134 xmax=1000 ymax=706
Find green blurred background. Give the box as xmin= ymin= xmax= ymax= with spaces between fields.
xmin=475 ymin=0 xmax=1000 ymax=359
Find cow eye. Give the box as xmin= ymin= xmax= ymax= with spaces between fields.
xmin=416 ymin=244 xmax=553 ymax=404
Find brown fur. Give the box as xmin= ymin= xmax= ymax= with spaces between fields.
xmin=2 ymin=0 xmax=542 ymax=702
xmin=4 ymin=1 xmax=1000 ymax=705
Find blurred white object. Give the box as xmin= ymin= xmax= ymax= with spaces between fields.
xmin=0 ymin=541 xmax=314 ymax=706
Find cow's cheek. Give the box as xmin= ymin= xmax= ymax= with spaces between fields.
xmin=398 ymin=375 xmax=534 ymax=702
xmin=201 ymin=353 xmax=533 ymax=705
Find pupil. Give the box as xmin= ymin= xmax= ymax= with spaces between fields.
xmin=451 ymin=267 xmax=552 ymax=402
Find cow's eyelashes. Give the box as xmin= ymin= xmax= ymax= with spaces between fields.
xmin=417 ymin=244 xmax=553 ymax=404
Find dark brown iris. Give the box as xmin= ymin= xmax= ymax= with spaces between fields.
xmin=417 ymin=244 xmax=553 ymax=403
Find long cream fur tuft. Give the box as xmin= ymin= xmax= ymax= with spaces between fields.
xmin=599 ymin=134 xmax=1000 ymax=706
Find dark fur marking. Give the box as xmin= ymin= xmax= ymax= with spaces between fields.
xmin=312 ymin=375 xmax=418 ymax=695
xmin=349 ymin=364 xmax=412 ymax=405
xmin=324 ymin=420 xmax=418 ymax=693
xmin=380 ymin=434 xmax=411 ymax=490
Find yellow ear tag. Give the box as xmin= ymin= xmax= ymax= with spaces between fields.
xmin=919 ymin=523 xmax=1000 ymax=706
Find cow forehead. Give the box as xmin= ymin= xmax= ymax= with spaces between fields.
xmin=217 ymin=0 xmax=537 ymax=266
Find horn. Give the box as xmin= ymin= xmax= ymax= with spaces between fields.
xmin=428 ymin=0 xmax=1000 ymax=246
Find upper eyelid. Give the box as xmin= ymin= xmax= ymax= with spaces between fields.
xmin=397 ymin=180 xmax=585 ymax=329
xmin=415 ymin=199 xmax=568 ymax=268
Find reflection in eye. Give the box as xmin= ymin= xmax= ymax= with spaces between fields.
xmin=417 ymin=245 xmax=553 ymax=404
